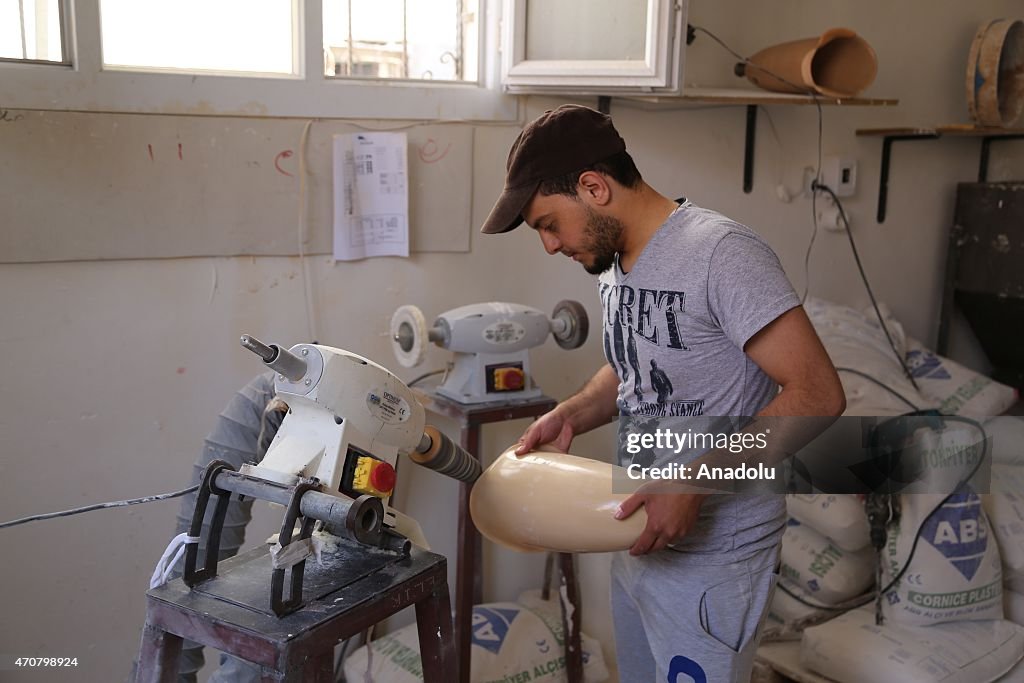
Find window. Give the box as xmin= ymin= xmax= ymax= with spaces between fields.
xmin=501 ymin=0 xmax=687 ymax=94
xmin=0 ymin=0 xmax=67 ymax=63
xmin=99 ymin=0 xmax=297 ymax=75
xmin=323 ymin=0 xmax=478 ymax=83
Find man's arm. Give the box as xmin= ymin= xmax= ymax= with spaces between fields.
xmin=616 ymin=305 xmax=846 ymax=555
xmin=745 ymin=306 xmax=846 ymax=418
xmin=516 ymin=363 xmax=619 ymax=454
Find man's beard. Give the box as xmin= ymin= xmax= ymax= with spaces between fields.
xmin=581 ymin=206 xmax=624 ymax=275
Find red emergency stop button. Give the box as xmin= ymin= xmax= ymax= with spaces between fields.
xmin=369 ymin=461 xmax=396 ymax=494
xmin=494 ymin=367 xmax=525 ymax=390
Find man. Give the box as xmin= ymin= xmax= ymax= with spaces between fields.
xmin=480 ymin=105 xmax=845 ymax=682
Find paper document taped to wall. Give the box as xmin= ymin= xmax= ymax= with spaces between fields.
xmin=333 ymin=132 xmax=409 ymax=261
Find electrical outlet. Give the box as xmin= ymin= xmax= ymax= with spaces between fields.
xmin=821 ymin=156 xmax=857 ymax=197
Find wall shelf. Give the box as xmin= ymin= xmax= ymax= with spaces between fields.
xmin=856 ymin=125 xmax=1024 ymax=222
xmin=602 ymin=88 xmax=899 ymax=194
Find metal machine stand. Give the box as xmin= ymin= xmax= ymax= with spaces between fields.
xmin=134 ymin=542 xmax=454 ymax=682
xmin=419 ymin=390 xmax=584 ymax=683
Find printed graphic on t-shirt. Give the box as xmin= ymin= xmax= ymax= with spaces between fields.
xmin=601 ymin=282 xmax=703 ymax=418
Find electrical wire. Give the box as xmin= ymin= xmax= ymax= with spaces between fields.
xmin=297 ymin=119 xmax=319 ymax=345
xmin=801 ymin=99 xmax=826 ymax=304
xmin=758 ymin=105 xmax=787 ymax=195
xmin=835 ymin=367 xmax=920 ymax=412
xmin=777 ymin=581 xmax=876 ymax=612
xmin=814 ymin=183 xmax=921 ymax=390
xmin=779 ymin=414 xmax=987 ymax=622
xmin=689 ymin=25 xmax=819 ymax=97
xmin=0 ymin=485 xmax=200 ymax=530
xmin=873 ymin=415 xmax=989 ymax=610
xmin=689 ymin=24 xmax=827 ymax=305
xmin=407 ymin=369 xmax=445 ymax=387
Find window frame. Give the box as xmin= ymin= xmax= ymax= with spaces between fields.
xmin=0 ymin=0 xmax=517 ymax=121
xmin=500 ymin=0 xmax=686 ymax=95
xmin=0 ymin=0 xmax=72 ymax=65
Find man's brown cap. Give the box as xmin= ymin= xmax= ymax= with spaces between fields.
xmin=480 ymin=104 xmax=626 ymax=234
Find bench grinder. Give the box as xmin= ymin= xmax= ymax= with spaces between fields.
xmin=390 ymin=301 xmax=589 ymax=404
xmin=181 ymin=335 xmax=482 ymax=616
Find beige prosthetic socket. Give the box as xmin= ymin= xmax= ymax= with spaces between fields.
xmin=739 ymin=27 xmax=878 ymax=99
xmin=469 ymin=444 xmax=646 ymax=553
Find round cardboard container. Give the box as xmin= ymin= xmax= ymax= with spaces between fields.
xmin=966 ymin=19 xmax=1024 ymax=127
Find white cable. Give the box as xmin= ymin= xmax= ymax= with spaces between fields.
xmin=296 ymin=119 xmax=319 ymax=344
xmin=363 ymin=624 xmax=376 ymax=682
xmin=150 ymin=532 xmax=200 ymax=589
xmin=269 ymin=536 xmax=324 ymax=569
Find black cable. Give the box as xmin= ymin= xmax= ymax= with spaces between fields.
xmin=0 ymin=485 xmax=200 ymax=530
xmin=814 ymin=183 xmax=921 ymax=390
xmin=690 ymin=25 xmax=819 ymax=98
xmin=835 ymin=367 xmax=920 ymax=411
xmin=802 ymin=101 xmax=825 ymax=304
xmin=777 ymin=581 xmax=876 ymax=612
xmin=689 ymin=24 xmax=827 ymax=304
xmin=875 ymin=415 xmax=988 ymax=603
xmin=780 ymin=415 xmax=987 ymax=623
xmin=407 ymin=368 xmax=444 ymax=387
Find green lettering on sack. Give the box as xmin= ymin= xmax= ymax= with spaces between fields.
xmin=809 ymin=545 xmax=842 ymax=578
xmin=372 ymin=637 xmax=423 ymax=677
xmin=907 ymin=580 xmax=1001 ymax=609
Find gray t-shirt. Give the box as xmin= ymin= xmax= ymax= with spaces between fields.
xmin=599 ymin=199 xmax=800 ymax=561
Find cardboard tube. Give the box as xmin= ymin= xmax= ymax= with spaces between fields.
xmin=469 ymin=444 xmax=646 ymax=553
xmin=739 ymin=27 xmax=878 ymax=99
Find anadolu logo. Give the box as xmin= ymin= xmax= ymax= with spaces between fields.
xmin=920 ymin=491 xmax=988 ymax=580
xmin=471 ymin=606 xmax=519 ymax=654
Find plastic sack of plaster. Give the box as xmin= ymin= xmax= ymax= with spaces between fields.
xmin=779 ymin=520 xmax=876 ymax=605
xmin=803 ymin=297 xmax=928 ymax=416
xmin=800 ymin=606 xmax=1024 ymax=683
xmin=1001 ymin=658 xmax=1024 ymax=683
xmin=786 ymin=494 xmax=871 ymax=551
xmin=882 ymin=489 xmax=1004 ymax=626
xmin=986 ymin=416 xmax=1024 ymax=467
xmin=905 ymin=337 xmax=1018 ymax=419
xmin=761 ymin=576 xmax=846 ymax=642
xmin=984 ymin=465 xmax=1024 ymax=576
xmin=343 ymin=593 xmax=609 ymax=683
xmin=1007 ymin=588 xmax=1024 ymax=627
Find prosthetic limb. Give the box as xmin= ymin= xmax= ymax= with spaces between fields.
xmin=470 ymin=445 xmax=646 ymax=553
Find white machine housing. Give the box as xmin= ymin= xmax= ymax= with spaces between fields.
xmin=391 ymin=300 xmax=588 ymax=404
xmin=434 ymin=302 xmax=550 ymax=403
xmin=240 ymin=343 xmax=427 ymax=541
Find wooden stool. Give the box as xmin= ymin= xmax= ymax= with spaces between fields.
xmin=134 ymin=542 xmax=455 ymax=682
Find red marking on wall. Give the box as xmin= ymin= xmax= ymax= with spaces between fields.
xmin=147 ymin=144 xmax=154 ymax=161
xmin=274 ymin=150 xmax=295 ymax=177
xmin=176 ymin=367 xmax=186 ymax=374
xmin=417 ymin=138 xmax=451 ymax=164
xmin=178 ymin=143 xmax=183 ymax=160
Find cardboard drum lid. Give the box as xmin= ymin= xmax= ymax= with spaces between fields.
xmin=967 ymin=19 xmax=1024 ymax=127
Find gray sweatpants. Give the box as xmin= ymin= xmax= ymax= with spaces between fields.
xmin=610 ymin=544 xmax=779 ymax=683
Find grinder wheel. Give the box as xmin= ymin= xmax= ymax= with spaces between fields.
xmin=551 ymin=299 xmax=589 ymax=349
xmin=390 ymin=305 xmax=428 ymax=368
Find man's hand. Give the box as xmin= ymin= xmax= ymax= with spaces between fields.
xmin=615 ymin=487 xmax=706 ymax=555
xmin=515 ymin=407 xmax=575 ymax=455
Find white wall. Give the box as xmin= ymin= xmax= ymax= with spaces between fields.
xmin=2 ymin=2 xmax=1023 ymax=682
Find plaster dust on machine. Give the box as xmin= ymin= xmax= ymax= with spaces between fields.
xmin=180 ymin=334 xmax=482 ymax=617
xmin=390 ymin=300 xmax=589 ymax=404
